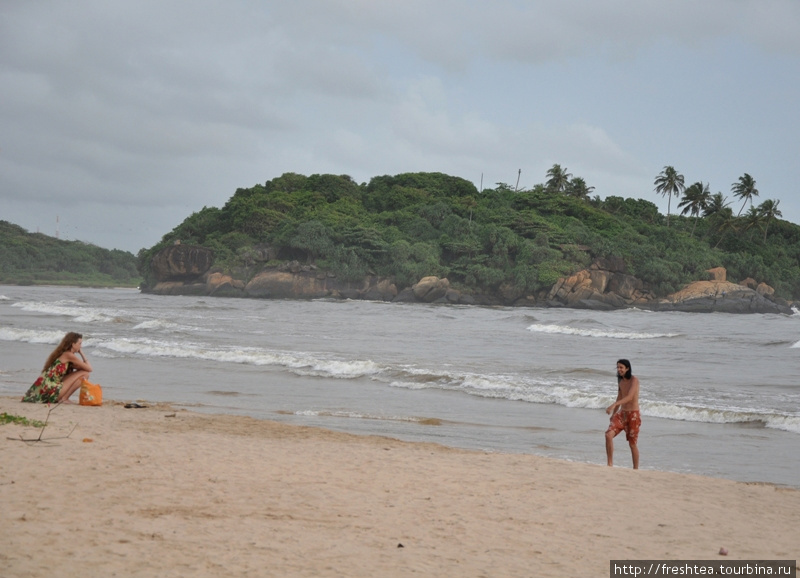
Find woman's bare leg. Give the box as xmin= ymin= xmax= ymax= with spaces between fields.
xmin=58 ymin=371 xmax=89 ymax=403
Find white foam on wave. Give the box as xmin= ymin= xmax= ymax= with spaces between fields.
xmin=132 ymin=319 xmax=205 ymax=333
xmin=290 ymin=359 xmax=381 ymax=379
xmin=387 ymin=365 xmax=800 ymax=434
xmin=644 ymin=401 xmax=800 ymax=434
xmin=97 ymin=337 xmax=382 ymax=380
xmin=527 ymin=323 xmax=679 ymax=339
xmin=133 ymin=319 xmax=180 ymax=331
xmin=294 ymin=409 xmax=436 ymax=424
xmin=12 ymin=300 xmax=123 ymax=323
xmin=0 ymin=326 xmax=66 ymax=344
xmin=389 ymin=368 xmax=613 ymax=409
xmin=0 ymin=295 xmax=10 ymax=301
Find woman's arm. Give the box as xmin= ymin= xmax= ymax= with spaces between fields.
xmin=62 ymin=349 xmax=93 ymax=373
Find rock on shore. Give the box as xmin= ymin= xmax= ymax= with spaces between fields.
xmin=142 ymin=244 xmax=793 ymax=313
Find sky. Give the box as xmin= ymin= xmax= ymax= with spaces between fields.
xmin=1 ymin=1 xmax=799 ymax=254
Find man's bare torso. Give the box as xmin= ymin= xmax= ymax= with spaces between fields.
xmin=617 ymin=376 xmax=640 ymax=412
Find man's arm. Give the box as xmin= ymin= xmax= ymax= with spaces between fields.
xmin=606 ymin=385 xmax=623 ymax=415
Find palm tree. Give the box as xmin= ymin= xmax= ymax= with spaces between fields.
xmin=712 ymin=207 xmax=738 ymax=249
xmin=742 ymin=205 xmax=766 ymax=239
xmin=565 ymin=177 xmax=594 ymax=200
xmin=654 ymin=166 xmax=685 ymax=226
xmin=731 ymin=173 xmax=759 ymax=217
xmin=545 ymin=164 xmax=572 ymax=193
xmin=758 ymin=199 xmax=782 ymax=242
xmin=702 ymin=192 xmax=731 ymax=218
xmin=677 ymin=181 xmax=711 ymax=237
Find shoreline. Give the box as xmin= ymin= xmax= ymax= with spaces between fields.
xmin=2 ymin=281 xmax=795 ymax=314
xmin=2 ymin=396 xmax=798 ymax=577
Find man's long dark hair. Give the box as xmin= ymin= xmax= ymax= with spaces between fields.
xmin=617 ymin=359 xmax=632 ymax=383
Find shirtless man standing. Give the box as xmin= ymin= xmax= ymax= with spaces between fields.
xmin=605 ymin=359 xmax=641 ymax=469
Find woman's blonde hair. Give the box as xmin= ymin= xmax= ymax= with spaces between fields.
xmin=43 ymin=332 xmax=83 ymax=371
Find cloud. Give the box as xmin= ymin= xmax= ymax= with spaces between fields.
xmin=1 ymin=0 xmax=798 ymax=252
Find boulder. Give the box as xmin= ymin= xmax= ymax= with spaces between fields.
xmin=151 ymin=244 xmax=214 ymax=282
xmin=458 ymin=293 xmax=477 ymax=305
xmin=591 ymin=256 xmax=626 ymax=273
xmin=574 ymin=297 xmax=618 ymax=311
xmin=512 ymin=295 xmax=537 ymax=307
xmin=151 ymin=281 xmax=208 ymax=296
xmin=362 ymin=279 xmax=398 ymax=301
xmin=706 ymin=267 xmax=727 ymax=282
xmin=607 ymin=273 xmax=642 ymax=300
xmin=445 ymin=288 xmax=462 ymax=303
xmin=548 ymin=270 xmax=589 ymax=302
xmin=412 ymin=276 xmax=450 ymax=303
xmin=546 ymin=258 xmax=648 ymax=310
xmin=206 ymin=272 xmax=244 ymax=297
xmin=498 ymin=282 xmax=524 ymax=304
xmin=756 ymin=282 xmax=775 ymax=297
xmin=245 ymin=270 xmax=329 ymax=299
xmin=393 ymin=287 xmax=418 ymax=302
xmin=588 ymin=270 xmax=612 ymax=293
xmin=739 ymin=277 xmax=758 ymax=290
xmin=654 ymin=280 xmax=791 ymax=314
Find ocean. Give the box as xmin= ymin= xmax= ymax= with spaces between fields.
xmin=1 ymin=285 xmax=798 ymax=487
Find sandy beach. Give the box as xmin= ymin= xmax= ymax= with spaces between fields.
xmin=1 ymin=396 xmax=798 ymax=577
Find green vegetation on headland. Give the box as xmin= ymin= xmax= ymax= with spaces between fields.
xmin=137 ymin=168 xmax=800 ymax=301
xmin=0 ymin=220 xmax=140 ymax=287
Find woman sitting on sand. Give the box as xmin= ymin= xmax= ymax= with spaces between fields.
xmin=22 ymin=332 xmax=93 ymax=404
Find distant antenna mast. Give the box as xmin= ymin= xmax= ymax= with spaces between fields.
xmin=56 ymin=215 xmax=59 ymax=239
xmin=480 ymin=172 xmax=483 ymax=193
xmin=514 ymin=169 xmax=521 ymax=192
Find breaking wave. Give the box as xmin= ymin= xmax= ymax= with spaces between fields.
xmin=527 ymin=323 xmax=679 ymax=339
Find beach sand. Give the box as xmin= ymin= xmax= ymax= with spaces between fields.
xmin=1 ymin=396 xmax=798 ymax=577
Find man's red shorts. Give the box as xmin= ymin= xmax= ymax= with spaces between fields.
xmin=606 ymin=410 xmax=641 ymax=445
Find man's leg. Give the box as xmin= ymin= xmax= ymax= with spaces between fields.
xmin=605 ymin=430 xmax=615 ymax=466
xmin=629 ymin=442 xmax=639 ymax=469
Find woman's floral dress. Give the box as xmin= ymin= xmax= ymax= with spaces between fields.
xmin=22 ymin=358 xmax=69 ymax=403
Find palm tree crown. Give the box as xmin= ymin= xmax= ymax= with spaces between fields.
xmin=732 ymin=173 xmax=759 ymax=217
xmin=758 ymin=199 xmax=782 ymax=241
xmin=654 ymin=166 xmax=685 ymax=226
xmin=702 ymin=193 xmax=731 ymax=218
xmin=565 ymin=177 xmax=594 ymax=200
xmin=545 ymin=164 xmax=572 ymax=193
xmin=677 ymin=181 xmax=711 ymax=237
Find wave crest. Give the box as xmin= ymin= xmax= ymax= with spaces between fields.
xmin=527 ymin=323 xmax=679 ymax=339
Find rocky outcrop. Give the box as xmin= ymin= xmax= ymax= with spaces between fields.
xmin=243 ymin=266 xmax=399 ymax=301
xmin=412 ymin=276 xmax=450 ymax=303
xmin=739 ymin=277 xmax=757 ymax=290
xmin=151 ymin=244 xmax=214 ymax=282
xmin=546 ymin=258 xmax=654 ymax=310
xmin=648 ymin=269 xmax=791 ymax=314
xmin=246 ymin=270 xmax=329 ymax=299
xmin=206 ymin=272 xmax=246 ymax=297
xmin=142 ymin=249 xmax=794 ymax=314
xmin=706 ymin=267 xmax=727 ymax=282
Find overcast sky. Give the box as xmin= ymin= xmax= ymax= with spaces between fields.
xmin=2 ymin=1 xmax=799 ymax=254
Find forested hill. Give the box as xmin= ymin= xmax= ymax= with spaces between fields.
xmin=0 ymin=220 xmax=140 ymax=287
xmin=138 ymin=171 xmax=800 ymax=300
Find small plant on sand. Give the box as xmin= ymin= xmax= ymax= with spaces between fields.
xmin=0 ymin=412 xmax=47 ymax=428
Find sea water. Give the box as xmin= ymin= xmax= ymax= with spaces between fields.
xmin=1 ymin=285 xmax=798 ymax=487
